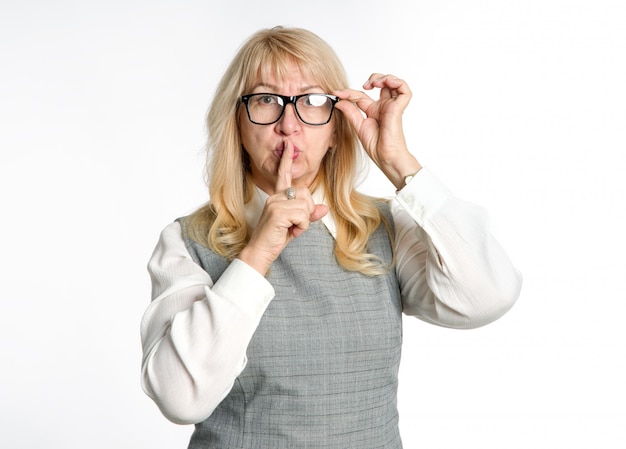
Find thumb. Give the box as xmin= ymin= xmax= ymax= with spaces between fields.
xmin=310 ymin=204 xmax=329 ymax=222
xmin=334 ymin=98 xmax=364 ymax=133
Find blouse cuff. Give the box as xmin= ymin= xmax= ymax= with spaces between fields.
xmin=210 ymin=259 xmax=275 ymax=318
xmin=394 ymin=167 xmax=453 ymax=227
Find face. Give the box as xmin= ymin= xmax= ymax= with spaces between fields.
xmin=239 ymin=61 xmax=336 ymax=195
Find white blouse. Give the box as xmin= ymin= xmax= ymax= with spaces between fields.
xmin=140 ymin=167 xmax=522 ymax=424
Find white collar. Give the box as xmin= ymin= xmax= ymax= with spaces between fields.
xmin=246 ymin=186 xmax=337 ymax=239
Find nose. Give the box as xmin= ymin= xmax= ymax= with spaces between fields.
xmin=275 ymin=103 xmax=300 ymax=135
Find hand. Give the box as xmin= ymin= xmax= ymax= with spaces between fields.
xmin=238 ymin=141 xmax=328 ymax=275
xmin=334 ymin=74 xmax=421 ymax=189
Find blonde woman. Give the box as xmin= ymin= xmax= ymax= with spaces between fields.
xmin=140 ymin=26 xmax=522 ymax=448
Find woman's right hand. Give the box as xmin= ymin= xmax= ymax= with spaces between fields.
xmin=238 ymin=141 xmax=328 ymax=275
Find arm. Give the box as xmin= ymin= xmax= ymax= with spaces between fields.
xmin=393 ymin=169 xmax=522 ymax=328
xmin=140 ymin=221 xmax=274 ymax=424
xmin=335 ymin=74 xmax=520 ymax=327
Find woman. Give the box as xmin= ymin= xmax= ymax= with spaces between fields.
xmin=140 ymin=26 xmax=522 ymax=448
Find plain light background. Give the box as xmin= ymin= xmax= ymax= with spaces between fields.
xmin=1 ymin=0 xmax=624 ymax=447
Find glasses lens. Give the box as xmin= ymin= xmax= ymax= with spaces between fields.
xmin=246 ymin=94 xmax=284 ymax=125
xmin=296 ymin=94 xmax=334 ymax=125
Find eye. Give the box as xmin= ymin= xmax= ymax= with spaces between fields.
xmin=304 ymin=94 xmax=329 ymax=107
xmin=256 ymin=95 xmax=281 ymax=106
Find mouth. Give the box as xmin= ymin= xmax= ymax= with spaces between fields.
xmin=274 ymin=143 xmax=300 ymax=160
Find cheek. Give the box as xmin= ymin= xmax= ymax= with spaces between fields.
xmin=238 ymin=111 xmax=253 ymax=147
xmin=323 ymin=127 xmax=337 ymax=151
xmin=326 ymin=121 xmax=338 ymax=148
xmin=239 ymin=121 xmax=264 ymax=160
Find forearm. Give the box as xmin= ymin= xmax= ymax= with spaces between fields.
xmin=393 ymin=169 xmax=522 ymax=328
xmin=140 ymin=223 xmax=274 ymax=424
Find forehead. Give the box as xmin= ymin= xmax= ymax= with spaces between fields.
xmin=249 ymin=58 xmax=321 ymax=91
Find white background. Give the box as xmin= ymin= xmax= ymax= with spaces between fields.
xmin=1 ymin=0 xmax=624 ymax=447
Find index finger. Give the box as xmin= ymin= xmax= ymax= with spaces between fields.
xmin=363 ymin=73 xmax=408 ymax=90
xmin=275 ymin=139 xmax=293 ymax=193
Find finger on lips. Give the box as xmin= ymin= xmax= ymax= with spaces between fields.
xmin=275 ymin=140 xmax=293 ymax=194
xmin=277 ymin=142 xmax=308 ymax=199
xmin=270 ymin=140 xmax=324 ymax=224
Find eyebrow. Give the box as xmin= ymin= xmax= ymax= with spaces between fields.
xmin=251 ymin=83 xmax=323 ymax=93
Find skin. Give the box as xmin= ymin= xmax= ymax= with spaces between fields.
xmin=334 ymin=73 xmax=422 ymax=189
xmin=238 ymin=68 xmax=422 ymax=276
xmin=239 ymin=63 xmax=337 ymax=195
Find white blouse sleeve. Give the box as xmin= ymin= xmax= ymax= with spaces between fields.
xmin=392 ymin=168 xmax=522 ymax=328
xmin=140 ymin=221 xmax=275 ymax=424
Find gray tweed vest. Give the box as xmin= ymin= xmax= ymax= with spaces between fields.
xmin=179 ymin=204 xmax=403 ymax=449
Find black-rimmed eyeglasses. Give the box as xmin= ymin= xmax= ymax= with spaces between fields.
xmin=240 ymin=93 xmax=339 ymax=126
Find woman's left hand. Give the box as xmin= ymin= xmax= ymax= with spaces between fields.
xmin=334 ymin=74 xmax=421 ymax=189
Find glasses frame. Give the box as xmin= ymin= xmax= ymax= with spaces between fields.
xmin=240 ymin=93 xmax=339 ymax=126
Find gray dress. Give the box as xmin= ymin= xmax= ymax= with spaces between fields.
xmin=180 ymin=204 xmax=404 ymax=449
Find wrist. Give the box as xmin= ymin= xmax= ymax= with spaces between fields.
xmin=386 ymin=157 xmax=422 ymax=190
xmin=238 ymin=245 xmax=273 ymax=277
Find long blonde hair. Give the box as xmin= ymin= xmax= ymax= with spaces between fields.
xmin=188 ymin=26 xmax=391 ymax=276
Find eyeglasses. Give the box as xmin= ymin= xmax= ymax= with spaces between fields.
xmin=240 ymin=93 xmax=339 ymax=126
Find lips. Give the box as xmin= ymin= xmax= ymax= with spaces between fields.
xmin=275 ymin=143 xmax=300 ymax=160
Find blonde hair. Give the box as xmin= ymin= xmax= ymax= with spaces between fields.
xmin=188 ymin=26 xmax=391 ymax=276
